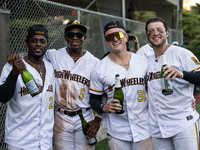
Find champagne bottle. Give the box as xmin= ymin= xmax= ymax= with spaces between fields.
xmin=21 ymin=68 xmax=41 ymax=97
xmin=114 ymin=74 xmax=125 ymax=114
xmin=78 ymin=113 xmax=97 ymax=146
xmin=160 ymin=54 xmax=173 ymax=95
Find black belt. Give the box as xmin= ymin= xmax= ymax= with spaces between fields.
xmin=57 ymin=107 xmax=91 ymax=117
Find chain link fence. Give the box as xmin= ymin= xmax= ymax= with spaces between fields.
xmin=0 ymin=0 xmax=183 ymax=148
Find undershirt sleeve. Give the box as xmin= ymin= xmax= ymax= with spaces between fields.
xmin=183 ymin=71 xmax=200 ymax=85
xmin=0 ymin=71 xmax=18 ymax=103
xmin=89 ymin=93 xmax=104 ymax=114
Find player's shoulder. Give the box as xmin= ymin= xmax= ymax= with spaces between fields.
xmin=47 ymin=47 xmax=65 ymax=54
xmin=131 ymin=52 xmax=148 ymax=62
xmin=94 ymin=55 xmax=110 ymax=70
xmin=138 ymin=43 xmax=152 ymax=51
xmin=85 ymin=50 xmax=100 ymax=62
xmin=43 ymin=58 xmax=53 ymax=66
xmin=169 ymin=45 xmax=193 ymax=55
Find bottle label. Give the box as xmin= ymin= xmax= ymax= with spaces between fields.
xmin=25 ymin=80 xmax=40 ymax=94
xmin=161 ymin=77 xmax=172 ymax=90
xmin=85 ymin=135 xmax=96 ymax=144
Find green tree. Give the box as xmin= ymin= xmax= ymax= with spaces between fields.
xmin=180 ymin=4 xmax=200 ymax=59
xmin=186 ymin=34 xmax=200 ymax=60
xmin=126 ymin=11 xmax=156 ymax=22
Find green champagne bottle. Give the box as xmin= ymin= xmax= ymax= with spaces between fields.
xmin=21 ymin=68 xmax=41 ymax=97
xmin=114 ymin=74 xmax=125 ymax=114
xmin=160 ymin=54 xmax=173 ymax=95
xmin=78 ymin=113 xmax=97 ymax=145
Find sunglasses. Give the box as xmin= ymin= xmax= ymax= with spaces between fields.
xmin=105 ymin=32 xmax=126 ymax=42
xmin=65 ymin=32 xmax=85 ymax=39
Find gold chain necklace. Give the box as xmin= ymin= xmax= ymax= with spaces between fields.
xmin=109 ymin=52 xmax=131 ymax=66
xmin=26 ymin=56 xmax=44 ymax=77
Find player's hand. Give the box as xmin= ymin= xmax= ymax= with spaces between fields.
xmin=162 ymin=66 xmax=182 ymax=81
xmin=87 ymin=116 xmax=101 ymax=138
xmin=7 ymin=53 xmax=20 ymax=64
xmin=102 ymin=99 xmax=122 ymax=113
xmin=192 ymin=99 xmax=196 ymax=111
xmin=11 ymin=57 xmax=26 ymax=75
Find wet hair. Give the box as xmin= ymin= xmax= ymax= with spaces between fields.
xmin=145 ymin=17 xmax=168 ymax=33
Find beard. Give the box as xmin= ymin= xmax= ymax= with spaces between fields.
xmin=149 ymin=38 xmax=167 ymax=48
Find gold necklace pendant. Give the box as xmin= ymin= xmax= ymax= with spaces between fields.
xmin=26 ymin=56 xmax=44 ymax=77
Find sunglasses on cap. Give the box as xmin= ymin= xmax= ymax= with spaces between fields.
xmin=65 ymin=32 xmax=85 ymax=39
xmin=105 ymin=32 xmax=126 ymax=42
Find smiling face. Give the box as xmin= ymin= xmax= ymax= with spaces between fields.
xmin=146 ymin=21 xmax=169 ymax=48
xmin=26 ymin=34 xmax=49 ymax=59
xmin=104 ymin=28 xmax=128 ymax=53
xmin=64 ymin=28 xmax=86 ymax=51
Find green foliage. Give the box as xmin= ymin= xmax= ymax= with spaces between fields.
xmin=126 ymin=11 xmax=156 ymax=22
xmin=180 ymin=4 xmax=200 ymax=59
xmin=181 ymin=11 xmax=200 ymax=44
xmin=186 ymin=35 xmax=200 ymax=60
xmin=95 ymin=138 xmax=109 ymax=150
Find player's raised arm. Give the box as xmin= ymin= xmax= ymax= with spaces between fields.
xmin=0 ymin=57 xmax=26 ymax=103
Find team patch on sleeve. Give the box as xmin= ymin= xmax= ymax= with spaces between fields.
xmin=191 ymin=57 xmax=200 ymax=65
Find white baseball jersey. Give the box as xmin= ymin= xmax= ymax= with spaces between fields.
xmin=136 ymin=43 xmax=154 ymax=59
xmin=45 ymin=47 xmax=100 ymax=110
xmin=89 ymin=53 xmax=150 ymax=142
xmin=0 ymin=58 xmax=55 ymax=150
xmin=147 ymin=45 xmax=200 ymax=138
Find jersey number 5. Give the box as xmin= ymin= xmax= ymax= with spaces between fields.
xmin=79 ymin=88 xmax=85 ymax=100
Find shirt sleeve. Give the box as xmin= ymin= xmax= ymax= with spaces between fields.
xmin=89 ymin=68 xmax=104 ymax=95
xmin=179 ymin=49 xmax=200 ymax=72
xmin=0 ymin=63 xmax=18 ymax=103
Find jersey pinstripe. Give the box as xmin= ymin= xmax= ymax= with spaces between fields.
xmin=147 ymin=45 xmax=200 ymax=138
xmin=89 ymin=53 xmax=150 ymax=142
xmin=0 ymin=58 xmax=55 ymax=150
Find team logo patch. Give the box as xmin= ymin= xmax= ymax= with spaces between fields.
xmin=72 ymin=20 xmax=80 ymax=25
xmin=191 ymin=57 xmax=200 ymax=65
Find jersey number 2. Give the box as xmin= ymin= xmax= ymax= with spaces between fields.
xmin=49 ymin=97 xmax=54 ymax=109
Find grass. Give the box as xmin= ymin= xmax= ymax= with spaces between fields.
xmin=95 ymin=103 xmax=200 ymax=150
xmin=95 ymin=138 xmax=109 ymax=150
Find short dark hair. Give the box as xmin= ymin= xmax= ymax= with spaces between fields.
xmin=145 ymin=17 xmax=168 ymax=34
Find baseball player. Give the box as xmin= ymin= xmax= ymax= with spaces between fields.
xmin=136 ymin=43 xmax=154 ymax=59
xmin=0 ymin=24 xmax=55 ymax=149
xmin=44 ymin=20 xmax=101 ymax=150
xmin=145 ymin=17 xmax=199 ymax=150
xmin=89 ymin=21 xmax=152 ymax=150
